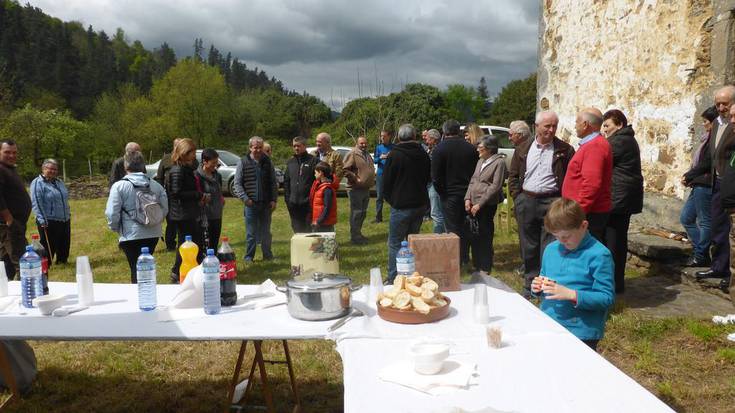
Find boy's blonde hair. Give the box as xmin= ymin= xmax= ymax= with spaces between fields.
xmin=544 ymin=198 xmax=586 ymax=232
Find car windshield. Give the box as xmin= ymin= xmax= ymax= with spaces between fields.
xmin=215 ymin=150 xmax=240 ymax=166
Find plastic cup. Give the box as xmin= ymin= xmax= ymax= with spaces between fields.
xmin=368 ymin=267 xmax=383 ymax=307
xmin=76 ymin=256 xmax=91 ymax=276
xmin=473 ymin=284 xmax=490 ymax=324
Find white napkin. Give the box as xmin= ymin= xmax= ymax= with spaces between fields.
xmin=157 ymin=279 xmax=285 ymax=322
xmin=0 ymin=296 xmax=19 ymax=314
xmin=168 ymin=265 xmax=205 ymax=309
xmin=239 ymin=279 xmax=286 ymax=310
xmin=712 ymin=314 xmax=735 ymax=325
xmin=728 ymin=333 xmax=735 ymax=342
xmin=378 ymin=358 xmax=476 ymax=395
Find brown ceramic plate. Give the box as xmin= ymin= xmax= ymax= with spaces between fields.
xmin=377 ymin=297 xmax=451 ymax=324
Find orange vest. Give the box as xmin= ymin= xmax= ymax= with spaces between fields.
xmin=310 ymin=180 xmax=337 ymax=226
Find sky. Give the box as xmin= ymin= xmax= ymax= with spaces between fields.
xmin=26 ymin=0 xmax=540 ymax=111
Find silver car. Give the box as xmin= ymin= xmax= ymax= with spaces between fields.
xmin=145 ymin=149 xmax=242 ymax=195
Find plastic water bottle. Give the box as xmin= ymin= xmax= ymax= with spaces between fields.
xmin=20 ymin=246 xmax=43 ymax=308
xmin=396 ymin=241 xmax=415 ymax=276
xmin=136 ymin=247 xmax=157 ymax=311
xmin=31 ymin=234 xmax=49 ymax=294
xmin=202 ymin=249 xmax=221 ymax=315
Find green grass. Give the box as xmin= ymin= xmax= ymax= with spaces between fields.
xmin=2 ymin=194 xmax=735 ymax=412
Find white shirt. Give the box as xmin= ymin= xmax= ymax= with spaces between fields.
xmin=522 ymin=137 xmax=557 ymax=193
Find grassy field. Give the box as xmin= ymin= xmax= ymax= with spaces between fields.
xmin=2 ymin=195 xmax=735 ymax=412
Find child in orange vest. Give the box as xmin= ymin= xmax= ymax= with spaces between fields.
xmin=309 ymin=162 xmax=338 ymax=232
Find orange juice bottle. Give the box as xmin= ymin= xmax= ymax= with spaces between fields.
xmin=179 ymin=235 xmax=199 ymax=283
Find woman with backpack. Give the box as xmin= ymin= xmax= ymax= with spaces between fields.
xmin=105 ymin=151 xmax=168 ymax=283
xmin=167 ymin=138 xmax=205 ymax=283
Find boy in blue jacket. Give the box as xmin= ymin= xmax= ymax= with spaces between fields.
xmin=531 ymin=198 xmax=615 ymax=350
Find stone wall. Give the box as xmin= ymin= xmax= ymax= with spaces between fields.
xmin=537 ymin=0 xmax=735 ymax=197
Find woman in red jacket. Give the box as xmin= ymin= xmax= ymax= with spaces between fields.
xmin=309 ymin=162 xmax=337 ymax=232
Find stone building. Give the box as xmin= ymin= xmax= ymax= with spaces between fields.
xmin=537 ymin=0 xmax=735 ymax=197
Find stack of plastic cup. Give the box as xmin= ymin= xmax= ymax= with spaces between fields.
xmin=76 ymin=256 xmax=95 ymax=306
xmin=0 ymin=261 xmax=7 ymax=297
xmin=473 ymin=283 xmax=490 ymax=324
xmin=368 ymin=267 xmax=383 ymax=309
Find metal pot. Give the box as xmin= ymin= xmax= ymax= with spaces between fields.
xmin=278 ymin=273 xmax=360 ymax=321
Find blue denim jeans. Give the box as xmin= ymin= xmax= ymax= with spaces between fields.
xmin=428 ymin=183 xmax=445 ymax=233
xmin=680 ymin=185 xmax=712 ymax=260
xmin=387 ymin=205 xmax=427 ymax=281
xmin=375 ymin=174 xmax=385 ymax=221
xmin=245 ymin=202 xmax=273 ymax=260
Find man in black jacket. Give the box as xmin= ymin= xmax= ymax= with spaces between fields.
xmin=431 ymin=119 xmax=478 ymax=265
xmin=284 ymin=136 xmax=318 ymax=233
xmin=0 ymin=139 xmax=32 ymax=280
xmin=383 ymin=124 xmax=431 ymax=282
xmin=233 ymin=136 xmax=278 ymax=262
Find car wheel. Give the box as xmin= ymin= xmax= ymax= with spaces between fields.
xmin=228 ymin=178 xmax=235 ymax=196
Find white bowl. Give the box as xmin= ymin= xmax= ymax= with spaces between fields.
xmin=32 ymin=294 xmax=67 ymax=315
xmin=409 ymin=342 xmax=450 ymax=375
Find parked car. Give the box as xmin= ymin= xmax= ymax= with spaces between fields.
xmin=306 ymin=146 xmax=376 ymax=194
xmin=145 ymin=149 xmax=248 ymax=196
xmin=459 ymin=125 xmax=514 ymax=169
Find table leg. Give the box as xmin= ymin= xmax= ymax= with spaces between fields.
xmin=281 ymin=340 xmax=301 ymax=413
xmin=0 ymin=343 xmax=19 ymax=411
xmin=253 ymin=341 xmax=276 ymax=413
xmin=225 ymin=340 xmax=248 ymax=413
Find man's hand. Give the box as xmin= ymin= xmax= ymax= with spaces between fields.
xmin=245 ymin=199 xmax=254 ymax=207
xmin=269 ymin=201 xmax=276 ymax=211
xmin=470 ymin=204 xmax=480 ymax=216
xmin=464 ymin=200 xmax=472 ymax=212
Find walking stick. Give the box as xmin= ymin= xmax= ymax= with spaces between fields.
xmin=42 ymin=225 xmax=54 ymax=261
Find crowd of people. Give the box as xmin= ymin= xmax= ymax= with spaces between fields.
xmin=5 ymin=89 xmax=735 ymax=352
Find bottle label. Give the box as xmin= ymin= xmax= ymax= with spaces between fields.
xmin=41 ymin=257 xmax=49 ymax=274
xmin=219 ymin=261 xmax=237 ymax=280
xmin=396 ymin=257 xmax=415 ymax=274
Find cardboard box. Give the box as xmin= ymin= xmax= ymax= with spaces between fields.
xmin=407 ymin=233 xmax=460 ymax=291
xmin=290 ymin=233 xmax=339 ymax=277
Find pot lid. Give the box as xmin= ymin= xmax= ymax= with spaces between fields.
xmin=286 ymin=273 xmax=352 ymax=290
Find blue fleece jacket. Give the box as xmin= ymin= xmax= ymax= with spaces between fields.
xmin=373 ymin=143 xmax=393 ymax=176
xmin=539 ymin=232 xmax=615 ymax=340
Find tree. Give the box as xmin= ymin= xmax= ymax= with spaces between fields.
xmin=477 ymin=77 xmax=489 ymax=100
xmin=488 ymin=73 xmax=536 ymax=127
xmin=442 ymin=84 xmax=485 ymax=123
xmin=150 ymin=59 xmax=228 ymax=147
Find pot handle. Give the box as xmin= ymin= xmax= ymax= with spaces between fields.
xmin=349 ymin=284 xmax=363 ymax=292
xmin=275 ymin=286 xmax=288 ymax=293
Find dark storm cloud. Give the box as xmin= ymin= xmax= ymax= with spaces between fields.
xmin=26 ymin=0 xmax=540 ymax=108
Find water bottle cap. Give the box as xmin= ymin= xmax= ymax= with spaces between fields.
xmin=185 ymin=235 xmax=192 ymax=242
xmin=141 ymin=247 xmax=149 ymax=254
xmin=401 ymin=241 xmax=408 ymax=247
xmin=25 ymin=245 xmax=33 ymax=252
xmin=207 ymin=249 xmax=215 ymax=256
xmin=222 ymin=236 xmax=229 ymax=242
xmin=31 ymin=234 xmax=39 ymax=240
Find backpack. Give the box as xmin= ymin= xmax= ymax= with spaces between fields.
xmin=121 ymin=177 xmax=164 ymax=226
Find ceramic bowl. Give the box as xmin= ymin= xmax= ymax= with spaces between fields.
xmin=32 ymin=294 xmax=67 ymax=315
xmin=409 ymin=342 xmax=450 ymax=375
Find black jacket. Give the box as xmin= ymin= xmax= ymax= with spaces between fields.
xmin=431 ymin=136 xmax=478 ymax=198
xmin=166 ymin=164 xmax=201 ymax=221
xmin=284 ymin=153 xmax=318 ymax=206
xmin=383 ymin=141 xmax=431 ymax=209
xmin=608 ymin=126 xmax=644 ymax=215
xmin=683 ymin=134 xmax=713 ymax=188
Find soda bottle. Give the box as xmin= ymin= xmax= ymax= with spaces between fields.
xmin=30 ymin=234 xmax=49 ymax=295
xmin=396 ymin=241 xmax=415 ymax=277
xmin=137 ymin=247 xmax=157 ymax=311
xmin=19 ymin=246 xmax=43 ymax=308
xmin=202 ymin=249 xmax=221 ymax=315
xmin=217 ymin=237 xmax=237 ymax=306
xmin=178 ymin=235 xmax=199 ymax=283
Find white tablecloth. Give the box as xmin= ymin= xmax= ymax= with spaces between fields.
xmin=0 ymin=280 xmax=674 ymax=412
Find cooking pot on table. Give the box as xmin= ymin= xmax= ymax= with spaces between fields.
xmin=277 ymin=273 xmax=361 ymax=321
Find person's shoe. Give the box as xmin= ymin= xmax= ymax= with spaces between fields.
xmin=719 ymin=278 xmax=730 ymax=293
xmin=371 ymin=218 xmax=383 ymax=223
xmin=263 ymin=256 xmax=274 ymax=261
xmin=351 ymin=238 xmax=368 ymax=245
xmin=244 ymin=257 xmax=253 ymax=264
xmin=685 ymin=256 xmax=711 ymax=267
xmin=695 ymin=269 xmax=729 ymax=280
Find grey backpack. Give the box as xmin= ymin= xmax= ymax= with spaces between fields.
xmin=122 ymin=177 xmax=164 ymax=226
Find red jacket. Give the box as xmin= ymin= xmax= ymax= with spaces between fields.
xmin=309 ymin=180 xmax=337 ymax=226
xmin=562 ymin=134 xmax=613 ymax=213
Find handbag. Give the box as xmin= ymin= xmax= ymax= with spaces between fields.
xmin=464 ymin=214 xmax=480 ymax=238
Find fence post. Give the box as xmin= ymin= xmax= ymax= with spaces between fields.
xmin=62 ymin=159 xmax=67 ymax=182
xmin=88 ymin=158 xmax=92 ymax=179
